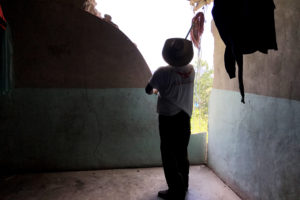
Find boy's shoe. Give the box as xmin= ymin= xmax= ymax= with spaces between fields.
xmin=158 ymin=189 xmax=186 ymax=200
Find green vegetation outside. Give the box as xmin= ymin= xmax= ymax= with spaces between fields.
xmin=191 ymin=59 xmax=213 ymax=134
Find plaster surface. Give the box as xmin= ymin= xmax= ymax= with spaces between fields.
xmin=212 ymin=0 xmax=300 ymax=101
xmin=3 ymin=0 xmax=152 ymax=88
xmin=208 ymin=89 xmax=300 ymax=200
xmin=0 ymin=88 xmax=206 ymax=173
xmin=208 ymin=0 xmax=300 ymax=199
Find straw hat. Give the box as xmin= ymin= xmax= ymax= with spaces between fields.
xmin=162 ymin=38 xmax=194 ymax=67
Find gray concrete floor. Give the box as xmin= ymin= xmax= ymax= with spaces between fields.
xmin=0 ymin=165 xmax=241 ymax=200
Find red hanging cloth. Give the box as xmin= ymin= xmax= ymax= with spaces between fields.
xmin=190 ymin=12 xmax=205 ymax=49
xmin=0 ymin=4 xmax=7 ymax=30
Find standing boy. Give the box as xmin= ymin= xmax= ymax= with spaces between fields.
xmin=145 ymin=38 xmax=195 ymax=200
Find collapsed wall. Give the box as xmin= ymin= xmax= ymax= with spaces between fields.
xmin=0 ymin=0 xmax=158 ymax=172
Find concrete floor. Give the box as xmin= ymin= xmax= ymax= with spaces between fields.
xmin=0 ymin=165 xmax=241 ymax=200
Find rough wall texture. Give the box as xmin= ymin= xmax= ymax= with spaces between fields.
xmin=3 ymin=1 xmax=151 ymax=88
xmin=0 ymin=89 xmax=160 ymax=171
xmin=208 ymin=0 xmax=300 ymax=199
xmin=0 ymin=88 xmax=206 ymax=172
xmin=209 ymin=89 xmax=300 ymax=200
xmin=212 ymin=0 xmax=300 ymax=101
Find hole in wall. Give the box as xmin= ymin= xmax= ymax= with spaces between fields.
xmin=84 ymin=0 xmax=214 ymax=134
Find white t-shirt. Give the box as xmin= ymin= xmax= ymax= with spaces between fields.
xmin=149 ymin=64 xmax=195 ymax=117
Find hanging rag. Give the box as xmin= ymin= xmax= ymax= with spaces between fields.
xmin=212 ymin=0 xmax=278 ymax=103
xmin=0 ymin=4 xmax=6 ymax=30
xmin=190 ymin=12 xmax=205 ymax=50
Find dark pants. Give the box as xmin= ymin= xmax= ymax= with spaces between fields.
xmin=159 ymin=111 xmax=191 ymax=193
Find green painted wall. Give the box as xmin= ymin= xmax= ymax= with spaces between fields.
xmin=208 ymin=89 xmax=300 ymax=200
xmin=0 ymin=88 xmax=206 ymax=172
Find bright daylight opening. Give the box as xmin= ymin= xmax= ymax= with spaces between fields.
xmin=85 ymin=0 xmax=214 ymax=134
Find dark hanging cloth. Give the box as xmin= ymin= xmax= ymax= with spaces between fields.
xmin=212 ymin=0 xmax=278 ymax=103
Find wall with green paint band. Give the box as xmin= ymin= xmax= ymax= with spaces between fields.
xmin=0 ymin=88 xmax=206 ymax=172
xmin=208 ymin=89 xmax=300 ymax=200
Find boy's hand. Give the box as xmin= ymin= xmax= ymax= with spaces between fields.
xmin=153 ymin=89 xmax=158 ymax=95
